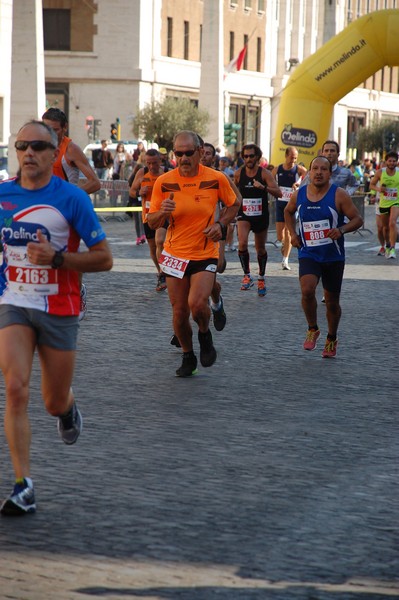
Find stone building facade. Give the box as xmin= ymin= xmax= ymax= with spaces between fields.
xmin=1 ymin=0 xmax=399 ymax=165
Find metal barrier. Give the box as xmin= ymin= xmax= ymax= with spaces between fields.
xmin=90 ymin=179 xmax=140 ymax=222
xmin=351 ymin=194 xmax=373 ymax=235
xmin=267 ymin=197 xmax=279 ymax=248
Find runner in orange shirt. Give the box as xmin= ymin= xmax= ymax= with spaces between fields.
xmin=148 ymin=131 xmax=240 ymax=377
xmin=129 ymin=149 xmax=168 ymax=292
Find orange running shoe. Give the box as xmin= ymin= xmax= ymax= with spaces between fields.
xmin=322 ymin=338 xmax=338 ymax=358
xmin=240 ymin=274 xmax=254 ymax=290
xmin=303 ymin=328 xmax=320 ymax=351
xmin=257 ymin=278 xmax=267 ymax=297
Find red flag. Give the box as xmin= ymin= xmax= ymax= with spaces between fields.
xmin=224 ymin=44 xmax=247 ymax=78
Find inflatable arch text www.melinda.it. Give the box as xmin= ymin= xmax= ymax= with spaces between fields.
xmin=271 ymin=9 xmax=399 ymax=167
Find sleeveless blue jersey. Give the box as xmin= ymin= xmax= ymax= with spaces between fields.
xmin=296 ymin=183 xmax=345 ymax=262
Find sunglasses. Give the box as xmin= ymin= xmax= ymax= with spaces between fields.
xmin=15 ymin=140 xmax=56 ymax=152
xmin=243 ymin=153 xmax=256 ymax=159
xmin=173 ymin=149 xmax=197 ymax=157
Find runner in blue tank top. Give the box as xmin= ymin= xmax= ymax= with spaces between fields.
xmin=284 ymin=156 xmax=363 ymax=358
xmin=271 ymin=146 xmax=307 ymax=271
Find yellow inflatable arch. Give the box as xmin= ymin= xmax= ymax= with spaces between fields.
xmin=271 ymin=9 xmax=399 ymax=166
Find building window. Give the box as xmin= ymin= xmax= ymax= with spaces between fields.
xmin=244 ymin=0 xmax=252 ymax=10
xmin=243 ymin=34 xmax=249 ymax=70
xmin=167 ymin=17 xmax=173 ymax=57
xmin=184 ymin=21 xmax=189 ymax=60
xmin=199 ymin=24 xmax=202 ymax=61
xmin=43 ymin=9 xmax=71 ymax=51
xmin=247 ymin=106 xmax=260 ymax=145
xmin=229 ymin=31 xmax=235 ymax=61
xmin=257 ymin=0 xmax=265 ymax=12
xmin=347 ymin=113 xmax=365 ymax=149
xmin=256 ymin=37 xmax=261 ymax=72
xmin=45 ymin=83 xmax=69 ymax=119
xmin=347 ymin=0 xmax=353 ymax=23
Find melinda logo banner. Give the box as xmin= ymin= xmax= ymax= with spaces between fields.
xmin=281 ymin=126 xmax=317 ymax=149
xmin=271 ymin=9 xmax=399 ymax=166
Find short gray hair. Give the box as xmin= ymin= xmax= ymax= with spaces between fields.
xmin=173 ymin=130 xmax=201 ymax=149
xmin=18 ymin=120 xmax=58 ymax=148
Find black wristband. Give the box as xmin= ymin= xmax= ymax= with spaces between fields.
xmin=51 ymin=250 xmax=64 ymax=269
xmin=216 ymin=221 xmax=227 ymax=240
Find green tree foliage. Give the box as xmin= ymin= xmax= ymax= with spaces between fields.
xmin=357 ymin=119 xmax=399 ymax=155
xmin=133 ymin=97 xmax=210 ymax=150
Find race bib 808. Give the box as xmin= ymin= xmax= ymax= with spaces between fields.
xmin=303 ymin=219 xmax=333 ymax=247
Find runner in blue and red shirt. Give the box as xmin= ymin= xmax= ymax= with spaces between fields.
xmin=0 ymin=120 xmax=112 ymax=516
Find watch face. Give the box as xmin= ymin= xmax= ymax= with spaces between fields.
xmin=52 ymin=252 xmax=64 ymax=268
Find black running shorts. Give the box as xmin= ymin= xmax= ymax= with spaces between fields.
xmin=299 ymin=258 xmax=345 ymax=294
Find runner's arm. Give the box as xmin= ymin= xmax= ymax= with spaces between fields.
xmin=294 ymin=164 xmax=308 ymax=189
xmin=204 ymin=197 xmax=241 ymax=242
xmin=233 ymin=167 xmax=241 ymax=187
xmin=369 ymin=169 xmax=382 ymax=192
xmin=298 ymin=172 xmax=310 ymax=188
xmin=222 ymin=174 xmax=242 ymax=207
xmin=147 ymin=193 xmax=175 ymax=230
xmin=129 ymin=168 xmax=144 ymax=199
xmin=327 ymin=188 xmax=363 ymax=240
xmin=205 ymin=173 xmax=241 ymax=241
xmin=284 ymin=191 xmax=301 ymax=248
xmin=67 ymin=142 xmax=101 ymax=194
xmin=261 ymin=169 xmax=282 ymax=198
xmin=27 ymin=231 xmax=113 ymax=272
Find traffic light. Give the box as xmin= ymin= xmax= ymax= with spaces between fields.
xmin=93 ymin=119 xmax=102 ymax=140
xmin=116 ymin=117 xmax=121 ymax=140
xmin=110 ymin=122 xmax=117 ymax=141
xmin=224 ymin=122 xmax=241 ymax=146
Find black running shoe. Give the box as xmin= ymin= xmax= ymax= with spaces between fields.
xmin=1 ymin=479 xmax=36 ymax=516
xmin=170 ymin=334 xmax=181 ymax=348
xmin=176 ymin=352 xmax=198 ymax=377
xmin=212 ymin=295 xmax=227 ymax=332
xmin=156 ymin=273 xmax=167 ymax=292
xmin=57 ymin=402 xmax=83 ymax=445
xmin=198 ymin=330 xmax=217 ymax=367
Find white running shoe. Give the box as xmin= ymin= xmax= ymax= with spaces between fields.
xmin=282 ymin=259 xmax=291 ymax=271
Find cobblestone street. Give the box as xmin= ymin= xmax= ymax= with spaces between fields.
xmin=0 ymin=206 xmax=398 ymax=600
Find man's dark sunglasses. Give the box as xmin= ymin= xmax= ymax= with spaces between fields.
xmin=243 ymin=153 xmax=256 ymax=159
xmin=15 ymin=140 xmax=56 ymax=152
xmin=173 ymin=149 xmax=197 ymax=157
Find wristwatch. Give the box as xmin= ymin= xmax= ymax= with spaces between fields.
xmin=51 ymin=250 xmax=64 ymax=269
xmin=338 ymin=226 xmax=345 ymax=236
xmin=216 ymin=221 xmax=227 ymax=240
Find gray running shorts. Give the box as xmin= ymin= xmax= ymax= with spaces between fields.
xmin=0 ymin=305 xmax=79 ymax=350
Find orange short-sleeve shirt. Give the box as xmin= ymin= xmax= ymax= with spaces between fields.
xmin=140 ymin=171 xmax=160 ymax=222
xmin=150 ymin=164 xmax=236 ymax=260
